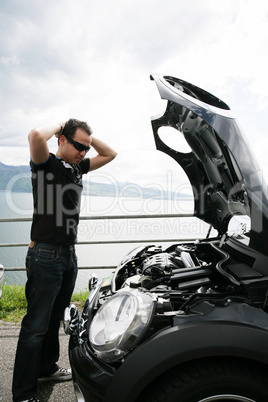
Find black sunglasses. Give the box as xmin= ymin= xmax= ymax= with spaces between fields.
xmin=65 ymin=135 xmax=91 ymax=153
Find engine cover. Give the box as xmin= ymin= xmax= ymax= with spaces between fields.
xmin=142 ymin=253 xmax=182 ymax=278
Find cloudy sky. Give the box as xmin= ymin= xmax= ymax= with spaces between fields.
xmin=1 ymin=0 xmax=268 ymax=192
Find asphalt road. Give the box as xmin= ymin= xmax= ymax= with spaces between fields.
xmin=0 ymin=322 xmax=76 ymax=402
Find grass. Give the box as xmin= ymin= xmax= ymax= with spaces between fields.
xmin=0 ymin=283 xmax=88 ymax=323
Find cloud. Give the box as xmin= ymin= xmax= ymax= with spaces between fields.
xmin=1 ymin=0 xmax=268 ymax=186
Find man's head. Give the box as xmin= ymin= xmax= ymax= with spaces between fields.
xmin=62 ymin=118 xmax=93 ymax=139
xmin=57 ymin=118 xmax=93 ymax=165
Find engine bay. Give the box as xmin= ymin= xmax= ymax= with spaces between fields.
xmin=107 ymin=236 xmax=268 ymax=315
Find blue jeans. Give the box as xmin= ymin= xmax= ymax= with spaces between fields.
xmin=12 ymin=243 xmax=78 ymax=402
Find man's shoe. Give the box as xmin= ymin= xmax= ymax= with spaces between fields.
xmin=38 ymin=367 xmax=72 ymax=382
xmin=21 ymin=398 xmax=39 ymax=401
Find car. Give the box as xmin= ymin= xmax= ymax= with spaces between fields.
xmin=0 ymin=264 xmax=4 ymax=299
xmin=64 ymin=75 xmax=268 ymax=402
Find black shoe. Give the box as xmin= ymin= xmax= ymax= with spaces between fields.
xmin=38 ymin=366 xmax=72 ymax=382
xmin=21 ymin=398 xmax=39 ymax=402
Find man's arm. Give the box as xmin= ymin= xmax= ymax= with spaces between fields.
xmin=28 ymin=122 xmax=64 ymax=164
xmin=89 ymin=137 xmax=117 ymax=171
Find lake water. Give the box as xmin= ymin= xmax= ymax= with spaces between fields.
xmin=0 ymin=191 xmax=212 ymax=292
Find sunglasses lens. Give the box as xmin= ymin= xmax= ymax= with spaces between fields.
xmin=79 ymin=144 xmax=90 ymax=153
xmin=66 ymin=136 xmax=90 ymax=153
xmin=76 ymin=144 xmax=84 ymax=152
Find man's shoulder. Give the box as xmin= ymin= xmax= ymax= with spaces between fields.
xmin=79 ymin=158 xmax=90 ymax=174
xmin=30 ymin=153 xmax=57 ymax=171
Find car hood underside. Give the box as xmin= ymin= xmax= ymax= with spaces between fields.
xmin=150 ymin=74 xmax=268 ymax=256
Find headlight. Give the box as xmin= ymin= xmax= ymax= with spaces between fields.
xmin=89 ymin=289 xmax=155 ymax=362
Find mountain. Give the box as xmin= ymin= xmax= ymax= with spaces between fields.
xmin=0 ymin=162 xmax=190 ymax=199
xmin=0 ymin=162 xmax=32 ymax=193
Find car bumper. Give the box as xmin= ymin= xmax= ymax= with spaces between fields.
xmin=69 ymin=334 xmax=115 ymax=402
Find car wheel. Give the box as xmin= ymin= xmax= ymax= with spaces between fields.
xmin=137 ymin=358 xmax=268 ymax=402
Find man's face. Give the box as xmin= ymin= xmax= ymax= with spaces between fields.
xmin=60 ymin=128 xmax=91 ymax=165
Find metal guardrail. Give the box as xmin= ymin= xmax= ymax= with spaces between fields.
xmin=1 ymin=213 xmax=198 ymax=272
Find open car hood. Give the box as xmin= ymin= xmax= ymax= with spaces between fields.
xmin=150 ymin=74 xmax=268 ymax=256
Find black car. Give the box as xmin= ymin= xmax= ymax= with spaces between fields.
xmin=64 ymin=75 xmax=268 ymax=402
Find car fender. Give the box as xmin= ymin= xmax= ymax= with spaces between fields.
xmin=103 ymin=321 xmax=268 ymax=402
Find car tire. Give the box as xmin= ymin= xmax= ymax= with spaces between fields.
xmin=137 ymin=357 xmax=268 ymax=402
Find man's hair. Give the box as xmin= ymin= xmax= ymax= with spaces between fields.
xmin=62 ymin=118 xmax=93 ymax=139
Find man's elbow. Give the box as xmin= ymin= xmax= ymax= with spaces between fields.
xmin=106 ymin=150 xmax=117 ymax=163
xmin=28 ymin=128 xmax=40 ymax=144
xmin=110 ymin=150 xmax=117 ymax=160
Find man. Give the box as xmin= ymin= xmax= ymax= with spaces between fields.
xmin=12 ymin=119 xmax=117 ymax=402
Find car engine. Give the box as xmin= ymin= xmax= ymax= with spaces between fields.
xmin=106 ymin=237 xmax=268 ymax=315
